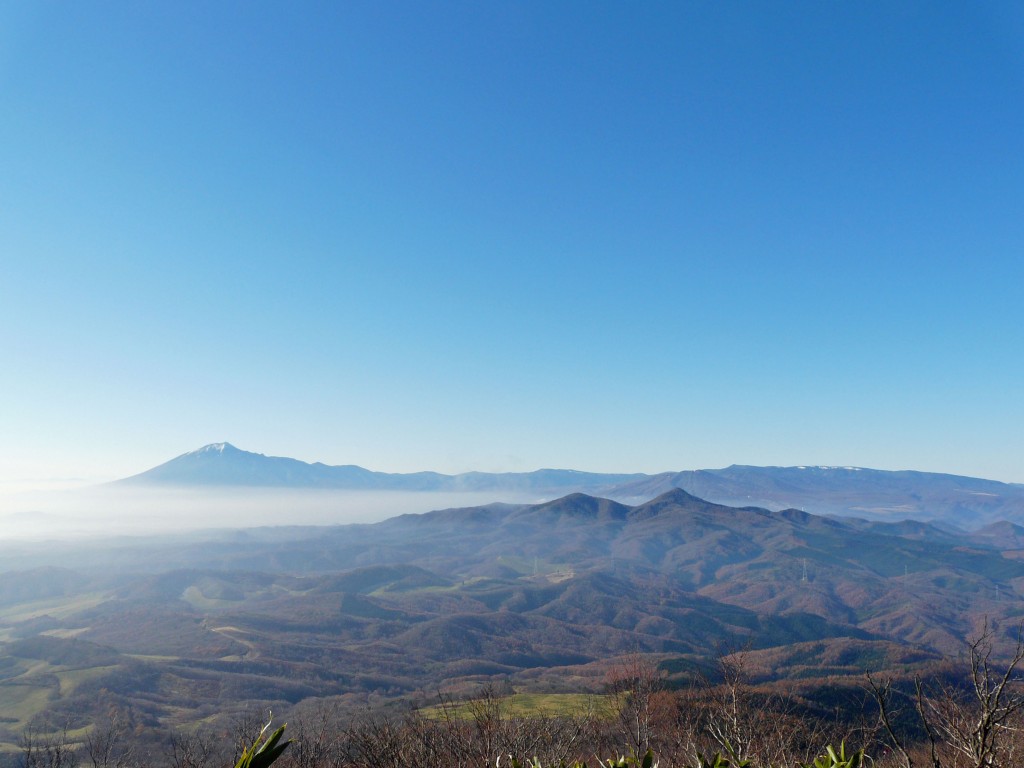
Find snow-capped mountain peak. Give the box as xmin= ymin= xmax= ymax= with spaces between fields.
xmin=189 ymin=442 xmax=235 ymax=455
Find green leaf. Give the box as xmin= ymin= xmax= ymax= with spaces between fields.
xmin=234 ymin=722 xmax=292 ymax=768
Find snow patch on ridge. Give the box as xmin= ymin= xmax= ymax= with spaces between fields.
xmin=796 ymin=465 xmax=863 ymax=471
xmin=190 ymin=443 xmax=233 ymax=455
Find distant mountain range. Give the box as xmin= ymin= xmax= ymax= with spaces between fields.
xmin=119 ymin=442 xmax=646 ymax=494
xmin=118 ymin=443 xmax=1024 ymax=527
xmin=609 ymin=465 xmax=1024 ymax=527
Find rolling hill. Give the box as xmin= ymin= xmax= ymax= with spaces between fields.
xmin=4 ymin=487 xmax=1024 ymax=743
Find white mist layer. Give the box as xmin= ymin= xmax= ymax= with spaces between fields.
xmin=0 ymin=487 xmax=542 ymax=541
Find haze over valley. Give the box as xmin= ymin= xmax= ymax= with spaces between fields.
xmin=5 ymin=443 xmax=1024 ymax=539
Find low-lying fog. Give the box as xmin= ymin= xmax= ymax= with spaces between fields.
xmin=0 ymin=486 xmax=544 ymax=541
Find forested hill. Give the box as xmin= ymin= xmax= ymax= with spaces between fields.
xmin=4 ymin=488 xmax=1024 ymax=749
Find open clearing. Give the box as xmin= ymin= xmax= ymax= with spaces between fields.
xmin=0 ymin=592 xmax=109 ymax=624
xmin=421 ymin=692 xmax=613 ymax=720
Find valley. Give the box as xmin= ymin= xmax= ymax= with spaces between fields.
xmin=3 ymin=488 xmax=1024 ymax=755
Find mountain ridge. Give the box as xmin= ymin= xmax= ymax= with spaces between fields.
xmin=116 ymin=443 xmax=1024 ymax=527
xmin=118 ymin=442 xmax=645 ymax=494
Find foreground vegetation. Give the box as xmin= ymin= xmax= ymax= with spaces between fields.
xmin=9 ymin=626 xmax=1024 ymax=768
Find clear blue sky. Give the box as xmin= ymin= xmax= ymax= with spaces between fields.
xmin=2 ymin=1 xmax=1023 ymax=489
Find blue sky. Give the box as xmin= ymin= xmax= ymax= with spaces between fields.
xmin=2 ymin=1 xmax=1023 ymax=489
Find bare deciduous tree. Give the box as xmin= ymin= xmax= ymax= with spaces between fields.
xmin=606 ymin=655 xmax=667 ymax=755
xmin=869 ymin=621 xmax=1024 ymax=768
xmin=166 ymin=729 xmax=218 ymax=768
xmin=926 ymin=622 xmax=1024 ymax=768
xmin=281 ymin=700 xmax=345 ymax=768
xmin=84 ymin=716 xmax=134 ymax=768
xmin=21 ymin=723 xmax=80 ymax=768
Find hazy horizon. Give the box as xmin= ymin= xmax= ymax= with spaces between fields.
xmin=0 ymin=485 xmax=554 ymax=541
